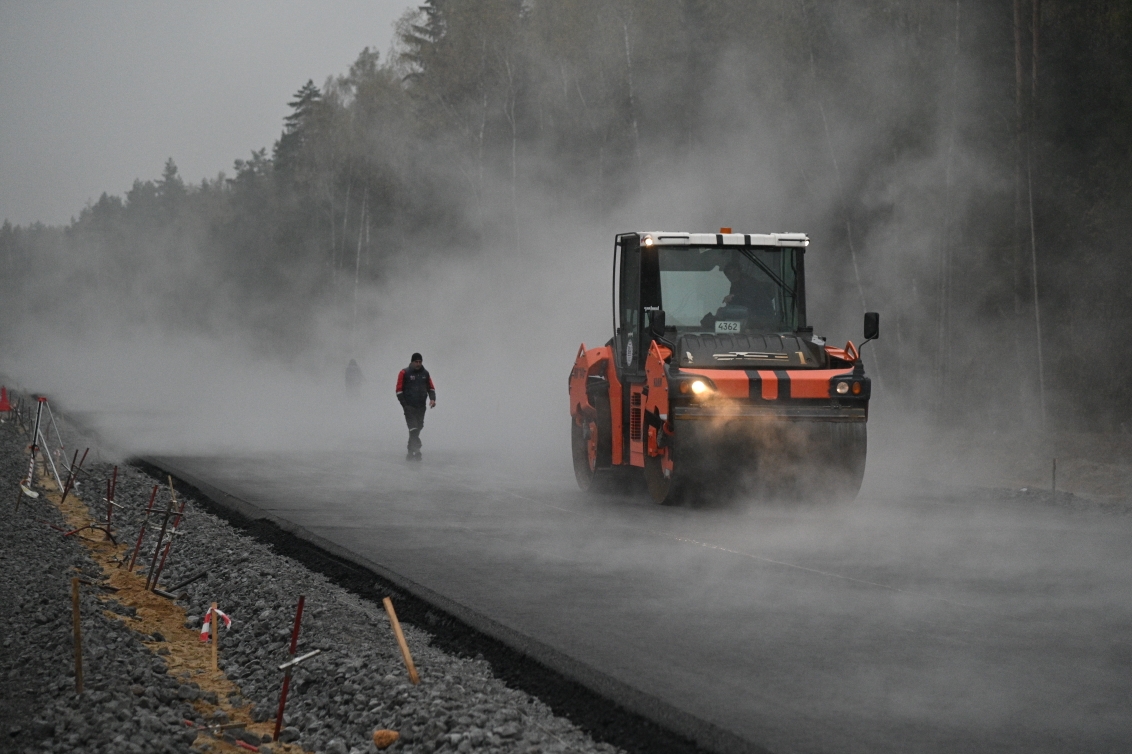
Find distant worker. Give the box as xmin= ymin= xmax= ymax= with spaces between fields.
xmin=395 ymin=353 xmax=436 ymax=461
xmin=345 ymin=359 xmax=364 ymax=402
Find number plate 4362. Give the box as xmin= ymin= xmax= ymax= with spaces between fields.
xmin=715 ymin=320 xmax=741 ymax=334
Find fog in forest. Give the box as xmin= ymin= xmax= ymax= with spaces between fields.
xmin=2 ymin=1 xmax=1130 ymax=470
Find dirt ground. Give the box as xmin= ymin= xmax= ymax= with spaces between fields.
xmin=45 ymin=466 xmax=309 ymax=753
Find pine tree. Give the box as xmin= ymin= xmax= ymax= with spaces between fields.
xmin=274 ymin=80 xmax=323 ymax=176
xmin=157 ymin=157 xmax=186 ymax=206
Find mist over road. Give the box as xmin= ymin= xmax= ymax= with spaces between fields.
xmin=4 ymin=4 xmax=1132 ymax=752
xmin=134 ymin=443 xmax=1132 ymax=754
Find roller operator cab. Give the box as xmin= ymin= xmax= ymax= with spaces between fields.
xmin=568 ymin=231 xmax=879 ymax=504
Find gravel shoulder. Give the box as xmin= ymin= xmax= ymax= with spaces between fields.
xmin=901 ymin=426 xmax=1132 ymax=504
xmin=1 ymin=395 xmax=698 ymax=754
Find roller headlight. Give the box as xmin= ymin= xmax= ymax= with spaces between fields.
xmin=832 ymin=378 xmax=869 ymax=399
xmin=677 ymin=375 xmax=716 ymax=397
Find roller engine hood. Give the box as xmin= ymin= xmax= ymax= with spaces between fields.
xmin=675 ymin=333 xmax=827 ymax=370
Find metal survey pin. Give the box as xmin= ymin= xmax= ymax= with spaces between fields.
xmin=278 ymin=649 xmax=322 ymax=670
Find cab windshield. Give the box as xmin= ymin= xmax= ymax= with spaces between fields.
xmin=658 ymin=246 xmax=800 ymax=334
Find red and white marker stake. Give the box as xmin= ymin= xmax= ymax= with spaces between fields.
xmin=198 ymin=606 xmax=232 ymax=642
xmin=200 ymin=603 xmax=231 ymax=672
xmin=16 ymin=397 xmax=46 ymax=508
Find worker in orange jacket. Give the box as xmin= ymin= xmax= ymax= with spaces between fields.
xmin=395 ymin=353 xmax=436 ymax=461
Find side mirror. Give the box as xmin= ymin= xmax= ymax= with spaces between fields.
xmin=863 ymin=312 xmax=880 ymax=341
xmin=648 ymin=309 xmax=666 ymax=341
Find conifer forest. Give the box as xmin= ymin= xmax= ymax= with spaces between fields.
xmin=2 ymin=0 xmax=1130 ymax=429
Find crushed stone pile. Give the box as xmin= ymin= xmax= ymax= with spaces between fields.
xmin=1 ymin=403 xmax=634 ymax=754
xmin=0 ymin=418 xmax=200 ymax=754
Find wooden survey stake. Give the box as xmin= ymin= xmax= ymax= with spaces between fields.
xmin=383 ymin=597 xmax=419 ymax=684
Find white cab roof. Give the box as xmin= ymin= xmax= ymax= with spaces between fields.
xmin=634 ymin=231 xmax=809 ymax=247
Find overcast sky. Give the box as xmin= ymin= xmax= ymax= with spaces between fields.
xmin=0 ymin=1 xmax=415 ymax=226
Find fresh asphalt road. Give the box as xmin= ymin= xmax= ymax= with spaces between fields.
xmin=139 ymin=447 xmax=1132 ymax=754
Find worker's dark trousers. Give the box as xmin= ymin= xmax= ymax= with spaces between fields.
xmin=402 ymin=404 xmax=426 ymax=451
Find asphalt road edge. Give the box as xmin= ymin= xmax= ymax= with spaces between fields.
xmin=143 ymin=455 xmax=772 ymax=754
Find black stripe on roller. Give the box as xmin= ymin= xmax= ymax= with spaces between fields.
xmin=774 ymin=370 xmax=792 ymax=399
xmin=746 ymin=370 xmax=763 ymax=400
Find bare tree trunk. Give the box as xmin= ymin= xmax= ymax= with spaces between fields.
xmin=818 ymin=104 xmax=869 ymax=318
xmin=802 ymin=0 xmax=816 ymax=78
xmin=502 ymin=54 xmax=520 ymax=255
xmin=937 ymin=0 xmax=962 ymax=415
xmin=351 ymin=187 xmax=367 ymax=352
xmin=597 ymin=67 xmax=612 ymax=212
xmin=328 ymin=180 xmax=336 ymax=283
xmin=339 ymin=180 xmax=352 ymax=285
xmin=622 ymin=15 xmax=643 ymax=191
xmin=1013 ymin=0 xmax=1026 ymax=417
xmin=800 ymin=0 xmax=880 ymax=385
xmin=478 ymin=37 xmax=487 ymax=189
xmin=575 ymin=73 xmax=604 ymax=214
xmin=1032 ymin=0 xmax=1040 ymax=103
xmin=1027 ymin=161 xmax=1045 ymax=426
xmin=1028 ymin=0 xmax=1046 ymax=426
xmin=472 ymin=36 xmax=488 ymax=236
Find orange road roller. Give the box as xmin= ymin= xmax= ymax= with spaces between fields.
xmin=569 ymin=231 xmax=878 ymax=503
